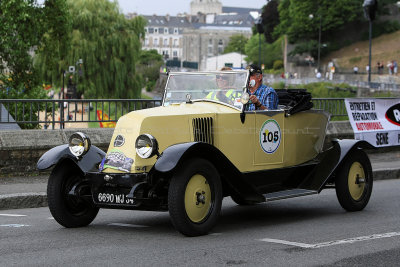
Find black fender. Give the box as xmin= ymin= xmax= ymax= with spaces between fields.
xmin=37 ymin=144 xmax=106 ymax=173
xmin=299 ymin=139 xmax=374 ymax=192
xmin=154 ymin=142 xmax=264 ymax=202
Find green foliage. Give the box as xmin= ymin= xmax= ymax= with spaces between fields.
xmin=34 ymin=0 xmax=71 ymax=86
xmin=361 ymin=20 xmax=400 ymax=40
xmin=261 ymin=0 xmax=280 ymax=43
xmin=35 ymin=0 xmax=146 ymax=99
xmin=0 ymin=0 xmax=44 ymax=95
xmin=245 ymin=35 xmax=283 ymax=68
xmin=302 ymin=82 xmax=357 ymax=98
xmin=223 ymin=35 xmax=249 ymax=54
xmin=136 ymin=50 xmax=163 ymax=92
xmin=275 ymin=0 xmax=363 ymax=57
xmin=0 ymin=74 xmax=51 ymax=129
xmin=271 ymin=81 xmax=286 ymax=89
xmin=349 ymin=56 xmax=362 ymax=64
xmin=273 ymin=60 xmax=284 ymax=70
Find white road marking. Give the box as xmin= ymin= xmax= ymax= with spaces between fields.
xmin=260 ymin=232 xmax=400 ymax=249
xmin=108 ymin=223 xmax=148 ymax=228
xmin=0 ymin=214 xmax=27 ymax=217
xmin=0 ymin=224 xmax=30 ymax=228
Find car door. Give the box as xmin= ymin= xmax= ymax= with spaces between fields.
xmin=250 ymin=110 xmax=285 ymax=169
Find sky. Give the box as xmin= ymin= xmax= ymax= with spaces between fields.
xmin=114 ymin=0 xmax=267 ymax=15
xmin=37 ymin=0 xmax=267 ymax=15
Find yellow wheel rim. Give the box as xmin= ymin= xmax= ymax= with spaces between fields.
xmin=184 ymin=174 xmax=212 ymax=223
xmin=348 ymin=162 xmax=366 ymax=201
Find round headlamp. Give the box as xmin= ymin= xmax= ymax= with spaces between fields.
xmin=69 ymin=132 xmax=91 ymax=157
xmin=135 ymin=134 xmax=159 ymax=159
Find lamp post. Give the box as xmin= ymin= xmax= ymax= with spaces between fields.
xmin=309 ymin=13 xmax=322 ymax=71
xmin=363 ymin=0 xmax=378 ymax=84
xmin=255 ymin=17 xmax=264 ymax=66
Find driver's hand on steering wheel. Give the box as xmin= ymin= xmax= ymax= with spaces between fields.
xmin=249 ymin=95 xmax=261 ymax=107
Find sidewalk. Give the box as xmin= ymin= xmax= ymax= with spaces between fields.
xmin=0 ymin=151 xmax=399 ymax=210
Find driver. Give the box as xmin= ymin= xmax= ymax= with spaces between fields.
xmin=246 ymin=64 xmax=278 ymax=110
xmin=206 ymin=67 xmax=241 ymax=104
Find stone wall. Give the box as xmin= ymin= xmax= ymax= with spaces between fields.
xmin=0 ymin=123 xmax=354 ymax=176
xmin=0 ymin=128 xmax=113 ymax=176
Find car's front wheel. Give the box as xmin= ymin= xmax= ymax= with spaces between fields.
xmin=168 ymin=158 xmax=222 ymax=236
xmin=47 ymin=163 xmax=99 ymax=228
xmin=335 ymin=149 xmax=373 ymax=211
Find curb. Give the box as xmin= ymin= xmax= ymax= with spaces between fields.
xmin=373 ymin=168 xmax=400 ymax=181
xmin=0 ymin=169 xmax=398 ymax=210
xmin=0 ymin=193 xmax=47 ymax=210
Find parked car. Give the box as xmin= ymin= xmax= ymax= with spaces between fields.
xmin=37 ymin=70 xmax=373 ymax=236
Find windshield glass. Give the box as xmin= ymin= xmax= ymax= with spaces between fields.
xmin=163 ymin=71 xmax=248 ymax=109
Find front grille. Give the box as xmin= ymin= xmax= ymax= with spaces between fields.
xmin=192 ymin=117 xmax=214 ymax=145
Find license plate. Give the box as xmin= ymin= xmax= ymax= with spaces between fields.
xmin=96 ymin=192 xmax=136 ymax=205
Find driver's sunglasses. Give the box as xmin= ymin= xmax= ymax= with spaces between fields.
xmin=216 ymin=75 xmax=228 ymax=81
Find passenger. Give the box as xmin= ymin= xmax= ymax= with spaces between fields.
xmin=206 ymin=67 xmax=240 ymax=104
xmin=246 ymin=64 xmax=278 ymax=110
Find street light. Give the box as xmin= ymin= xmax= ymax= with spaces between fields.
xmin=255 ymin=17 xmax=264 ymax=66
xmin=309 ymin=13 xmax=322 ymax=71
xmin=363 ymin=0 xmax=378 ymax=84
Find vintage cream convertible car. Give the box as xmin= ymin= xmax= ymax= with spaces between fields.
xmin=37 ymin=70 xmax=373 ymax=236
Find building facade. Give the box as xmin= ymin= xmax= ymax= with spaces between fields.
xmin=128 ymin=0 xmax=260 ymax=70
xmin=140 ymin=15 xmax=191 ymax=61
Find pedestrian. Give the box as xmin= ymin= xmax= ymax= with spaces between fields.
xmin=387 ymin=61 xmax=393 ymax=75
xmin=366 ymin=64 xmax=370 ymax=73
xmin=393 ymin=60 xmax=398 ymax=75
xmin=353 ymin=66 xmax=358 ymax=74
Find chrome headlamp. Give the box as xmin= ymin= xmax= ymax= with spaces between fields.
xmin=68 ymin=132 xmax=91 ymax=158
xmin=135 ymin=134 xmax=159 ymax=159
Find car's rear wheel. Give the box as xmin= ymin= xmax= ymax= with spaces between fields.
xmin=335 ymin=149 xmax=373 ymax=211
xmin=168 ymin=158 xmax=222 ymax=236
xmin=47 ymin=163 xmax=99 ymax=228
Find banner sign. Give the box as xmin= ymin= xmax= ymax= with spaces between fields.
xmin=344 ymin=98 xmax=400 ymax=147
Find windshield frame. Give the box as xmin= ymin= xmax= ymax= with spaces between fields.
xmin=162 ymin=70 xmax=249 ymax=111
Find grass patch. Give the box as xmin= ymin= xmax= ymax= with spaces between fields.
xmin=349 ymin=56 xmax=362 ymax=64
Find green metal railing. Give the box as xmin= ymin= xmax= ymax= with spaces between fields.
xmin=0 ymin=99 xmax=161 ymax=129
xmin=1 ymin=98 xmax=352 ymax=129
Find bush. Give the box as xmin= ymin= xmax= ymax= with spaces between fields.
xmin=302 ymin=82 xmax=357 ymax=98
xmin=271 ymin=81 xmax=286 ymax=89
xmin=273 ymin=60 xmax=284 ymax=70
xmin=0 ymin=75 xmax=51 ymax=129
xmin=361 ymin=20 xmax=400 ymax=40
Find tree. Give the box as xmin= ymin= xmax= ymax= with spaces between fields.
xmin=275 ymin=0 xmax=363 ymax=57
xmin=34 ymin=0 xmax=71 ymax=86
xmin=223 ymin=34 xmax=249 ymax=54
xmin=35 ymin=0 xmax=146 ymax=99
xmin=0 ymin=0 xmax=44 ymax=95
xmin=261 ymin=0 xmax=280 ymax=43
xmin=0 ymin=0 xmax=63 ymax=129
xmin=136 ymin=49 xmax=163 ymax=91
xmin=244 ymin=35 xmax=283 ymax=69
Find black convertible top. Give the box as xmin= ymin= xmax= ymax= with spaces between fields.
xmin=276 ymin=89 xmax=313 ymax=116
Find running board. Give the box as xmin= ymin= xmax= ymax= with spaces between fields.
xmin=263 ymin=189 xmax=318 ymax=202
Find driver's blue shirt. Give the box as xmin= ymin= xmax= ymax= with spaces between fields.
xmin=247 ymin=84 xmax=278 ymax=111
